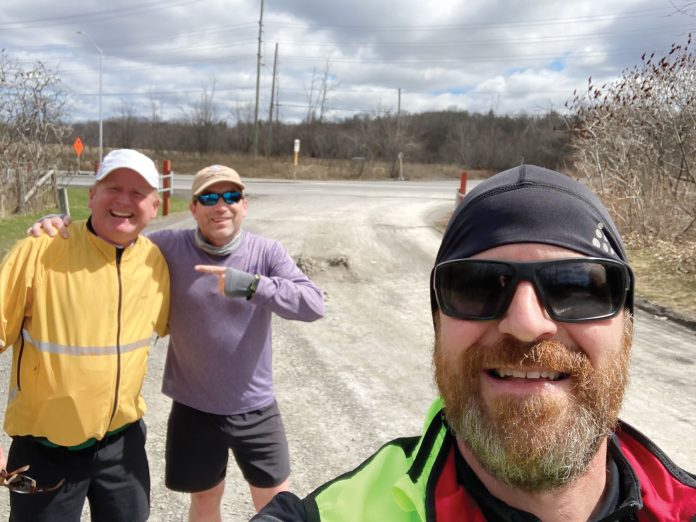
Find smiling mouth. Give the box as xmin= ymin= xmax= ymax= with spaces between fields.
xmin=110 ymin=211 xmax=133 ymax=218
xmin=488 ymin=368 xmax=567 ymax=381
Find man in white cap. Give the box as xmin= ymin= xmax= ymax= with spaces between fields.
xmin=0 ymin=148 xmax=170 ymax=521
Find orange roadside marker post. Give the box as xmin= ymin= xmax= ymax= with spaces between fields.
xmin=162 ymin=160 xmax=172 ymax=216
xmin=455 ymin=170 xmax=468 ymax=207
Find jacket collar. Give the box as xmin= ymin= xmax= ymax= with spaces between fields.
xmin=396 ymin=399 xmax=644 ymax=522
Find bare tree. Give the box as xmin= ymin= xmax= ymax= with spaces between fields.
xmin=0 ymin=49 xmax=70 ymax=215
xmin=230 ymin=99 xmax=255 ymax=153
xmin=304 ymin=58 xmax=337 ymax=123
xmin=148 ymin=91 xmax=164 ymax=154
xmin=187 ymin=78 xmax=222 ymax=154
xmin=112 ymin=97 xmax=138 ymax=148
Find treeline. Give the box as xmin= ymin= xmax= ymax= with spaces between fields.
xmin=70 ymin=109 xmax=571 ymax=174
xmin=5 ymin=32 xmax=695 ymax=241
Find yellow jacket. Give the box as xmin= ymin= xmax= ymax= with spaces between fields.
xmin=0 ymin=220 xmax=170 ymax=446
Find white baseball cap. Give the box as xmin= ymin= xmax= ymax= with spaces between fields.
xmin=95 ymin=149 xmax=159 ymax=189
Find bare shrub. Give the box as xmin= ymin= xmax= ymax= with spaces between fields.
xmin=566 ymin=34 xmax=696 ymax=240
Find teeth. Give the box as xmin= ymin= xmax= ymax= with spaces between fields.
xmin=496 ymin=368 xmax=561 ymax=380
xmin=112 ymin=211 xmax=131 ymax=217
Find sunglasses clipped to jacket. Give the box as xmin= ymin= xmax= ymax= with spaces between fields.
xmin=433 ymin=257 xmax=631 ymax=323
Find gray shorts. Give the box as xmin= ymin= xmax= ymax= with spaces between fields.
xmin=164 ymin=400 xmax=290 ymax=492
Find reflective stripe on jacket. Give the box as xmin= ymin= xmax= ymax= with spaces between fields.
xmin=0 ymin=221 xmax=170 ymax=446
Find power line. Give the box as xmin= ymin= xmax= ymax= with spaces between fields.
xmin=0 ymin=0 xmax=204 ymax=28
xmin=263 ymin=6 xmax=677 ymax=32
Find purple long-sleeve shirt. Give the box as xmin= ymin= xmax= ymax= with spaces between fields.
xmin=149 ymin=228 xmax=325 ymax=415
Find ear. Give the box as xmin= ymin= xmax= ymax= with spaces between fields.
xmin=150 ymin=196 xmax=160 ymax=219
xmin=189 ymin=200 xmax=196 ymax=215
xmin=87 ymin=185 xmax=97 ymax=211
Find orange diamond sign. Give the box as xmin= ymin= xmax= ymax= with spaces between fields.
xmin=73 ymin=137 xmax=84 ymax=157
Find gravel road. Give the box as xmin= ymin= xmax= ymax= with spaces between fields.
xmin=1 ymin=178 xmax=694 ymax=520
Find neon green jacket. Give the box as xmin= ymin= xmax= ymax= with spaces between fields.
xmin=251 ymin=399 xmax=449 ymax=522
xmin=254 ymin=398 xmax=696 ymax=521
xmin=305 ymin=398 xmax=447 ymax=521
xmin=0 ymin=221 xmax=170 ymax=447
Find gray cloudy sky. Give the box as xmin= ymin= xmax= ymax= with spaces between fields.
xmin=2 ymin=0 xmax=695 ymax=124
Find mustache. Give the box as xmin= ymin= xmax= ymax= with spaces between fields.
xmin=464 ymin=338 xmax=590 ymax=377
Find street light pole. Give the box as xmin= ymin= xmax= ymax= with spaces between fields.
xmin=77 ymin=30 xmax=103 ymax=162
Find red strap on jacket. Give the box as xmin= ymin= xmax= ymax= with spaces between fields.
xmin=434 ymin=447 xmax=487 ymax=522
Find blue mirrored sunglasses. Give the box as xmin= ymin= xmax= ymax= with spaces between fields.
xmin=196 ymin=191 xmax=243 ymax=206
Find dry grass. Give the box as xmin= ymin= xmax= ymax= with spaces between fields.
xmin=75 ymin=149 xmax=489 ymax=181
xmin=625 ymin=234 xmax=696 ymax=319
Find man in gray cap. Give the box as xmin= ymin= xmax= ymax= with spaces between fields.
xmin=1 ymin=148 xmax=170 ymax=521
xmin=151 ymin=164 xmax=324 ymax=520
xmin=252 ymin=165 xmax=696 ymax=521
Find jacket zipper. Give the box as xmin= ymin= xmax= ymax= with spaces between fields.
xmin=16 ymin=318 xmax=26 ymax=390
xmin=108 ymin=249 xmax=124 ymax=427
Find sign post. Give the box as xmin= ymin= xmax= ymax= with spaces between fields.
xmin=293 ymin=139 xmax=300 ymax=166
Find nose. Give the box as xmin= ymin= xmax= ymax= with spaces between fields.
xmin=497 ymin=281 xmax=557 ymax=342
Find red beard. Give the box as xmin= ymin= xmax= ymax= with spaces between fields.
xmin=434 ymin=325 xmax=631 ymax=491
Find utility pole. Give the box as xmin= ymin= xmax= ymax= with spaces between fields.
xmin=396 ymin=88 xmax=404 ymax=180
xmin=77 ymin=30 xmax=103 ymax=162
xmin=396 ymin=87 xmax=401 ymax=135
xmin=252 ymin=0 xmax=264 ymax=156
xmin=267 ymin=42 xmax=279 ymax=156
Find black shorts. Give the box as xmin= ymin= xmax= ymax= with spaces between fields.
xmin=165 ymin=400 xmax=290 ymax=492
xmin=7 ymin=420 xmax=149 ymax=522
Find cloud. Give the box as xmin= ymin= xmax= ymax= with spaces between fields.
xmin=1 ymin=0 xmax=693 ymax=123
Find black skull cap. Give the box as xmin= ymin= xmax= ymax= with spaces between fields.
xmin=431 ymin=164 xmax=633 ymax=313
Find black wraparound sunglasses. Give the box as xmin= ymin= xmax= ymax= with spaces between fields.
xmin=433 ymin=258 xmax=631 ymax=323
xmin=196 ymin=191 xmax=243 ymax=206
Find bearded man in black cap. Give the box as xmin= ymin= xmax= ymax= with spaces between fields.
xmin=252 ymin=165 xmax=696 ymax=521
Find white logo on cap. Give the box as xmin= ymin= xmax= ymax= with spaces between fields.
xmin=591 ymin=222 xmax=615 ymax=256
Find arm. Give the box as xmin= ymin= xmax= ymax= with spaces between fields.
xmin=250 ymin=491 xmax=308 ymax=522
xmin=197 ymin=242 xmax=325 ymax=322
xmin=0 ymin=239 xmax=36 ymax=354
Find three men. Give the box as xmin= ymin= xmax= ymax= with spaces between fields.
xmin=252 ymin=165 xmax=696 ymax=521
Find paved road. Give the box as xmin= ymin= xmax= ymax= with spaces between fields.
xmin=1 ymin=178 xmax=694 ymax=520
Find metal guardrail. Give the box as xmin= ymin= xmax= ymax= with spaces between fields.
xmin=160 ymin=172 xmax=174 ymax=195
